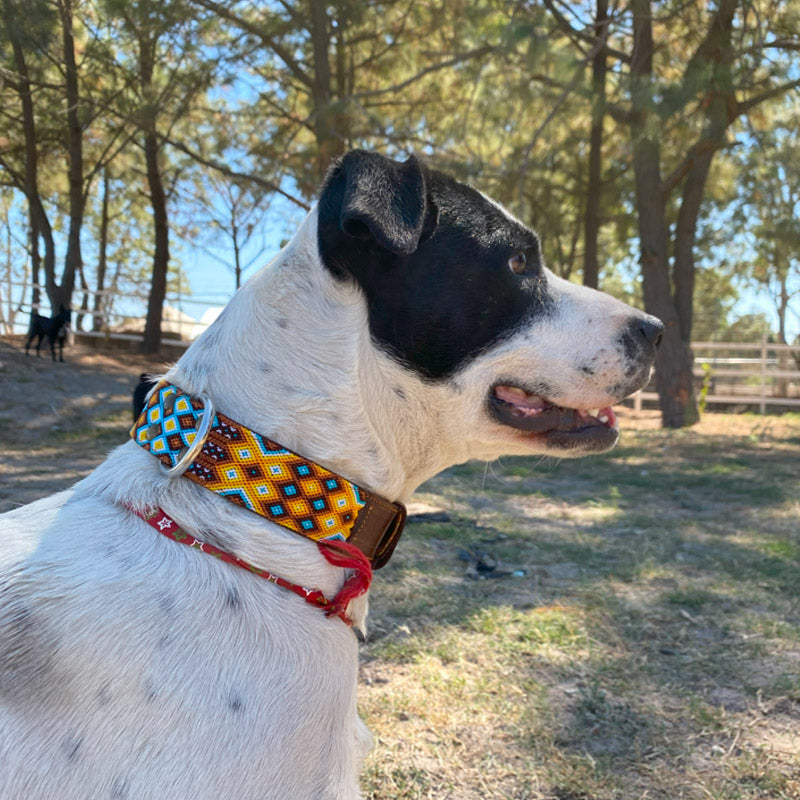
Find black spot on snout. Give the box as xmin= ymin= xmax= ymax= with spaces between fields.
xmin=318 ymin=152 xmax=554 ymax=380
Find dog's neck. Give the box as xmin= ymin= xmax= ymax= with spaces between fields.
xmin=172 ymin=209 xmax=467 ymax=504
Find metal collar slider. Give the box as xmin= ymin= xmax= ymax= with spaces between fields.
xmin=161 ymin=394 xmax=215 ymax=478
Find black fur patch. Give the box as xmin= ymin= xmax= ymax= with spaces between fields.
xmin=318 ymin=151 xmax=552 ymax=380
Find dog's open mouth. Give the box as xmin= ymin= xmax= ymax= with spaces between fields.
xmin=489 ymin=384 xmax=619 ymax=451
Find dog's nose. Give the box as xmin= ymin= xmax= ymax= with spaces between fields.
xmin=637 ymin=316 xmax=664 ymax=349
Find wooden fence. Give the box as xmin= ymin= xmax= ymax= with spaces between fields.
xmin=633 ymin=340 xmax=800 ymax=413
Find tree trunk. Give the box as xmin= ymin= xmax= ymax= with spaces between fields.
xmin=57 ymin=0 xmax=83 ymax=313
xmin=75 ymin=263 xmax=90 ymax=331
xmin=29 ymin=221 xmax=41 ymax=312
xmin=93 ymin=168 xmax=110 ymax=331
xmin=33 ymin=196 xmax=57 ymax=314
xmin=673 ymin=0 xmax=736 ymax=344
xmin=582 ymin=0 xmax=608 ymax=290
xmin=139 ymin=37 xmax=170 ymax=354
xmin=232 ymin=221 xmax=242 ymax=290
xmin=142 ymin=126 xmax=170 ymax=353
xmin=310 ymin=0 xmax=345 ymax=179
xmin=630 ymin=0 xmax=698 ymax=428
xmin=633 ymin=140 xmax=697 ymax=427
xmin=4 ymin=0 xmax=45 ymax=312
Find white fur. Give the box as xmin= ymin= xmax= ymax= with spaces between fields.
xmin=0 ymin=205 xmax=646 ymax=799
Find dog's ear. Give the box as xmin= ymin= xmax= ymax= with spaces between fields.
xmin=322 ymin=150 xmax=432 ymax=256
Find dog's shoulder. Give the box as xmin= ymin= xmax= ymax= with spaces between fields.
xmin=0 ymin=491 xmax=76 ymax=701
xmin=0 ymin=490 xmax=74 ymax=563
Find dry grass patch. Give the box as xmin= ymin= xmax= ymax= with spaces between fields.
xmin=360 ymin=411 xmax=800 ymax=799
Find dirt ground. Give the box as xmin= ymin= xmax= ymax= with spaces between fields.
xmin=0 ymin=335 xmax=168 ymax=513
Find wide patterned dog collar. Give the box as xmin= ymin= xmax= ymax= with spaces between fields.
xmin=131 ymin=380 xmax=406 ymax=568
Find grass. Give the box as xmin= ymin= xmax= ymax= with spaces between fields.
xmin=359 ymin=411 xmax=800 ymax=800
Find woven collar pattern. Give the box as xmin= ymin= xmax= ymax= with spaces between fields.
xmin=130 ymin=380 xmax=406 ymax=567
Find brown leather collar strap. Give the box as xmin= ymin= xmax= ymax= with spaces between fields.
xmin=131 ymin=380 xmax=406 ymax=569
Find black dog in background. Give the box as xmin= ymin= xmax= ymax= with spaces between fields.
xmin=25 ymin=305 xmax=71 ymax=362
xmin=132 ymin=373 xmax=159 ymax=422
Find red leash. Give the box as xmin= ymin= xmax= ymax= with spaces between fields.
xmin=128 ymin=506 xmax=372 ymax=627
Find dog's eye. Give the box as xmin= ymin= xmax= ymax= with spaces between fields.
xmin=508 ymin=253 xmax=527 ymax=275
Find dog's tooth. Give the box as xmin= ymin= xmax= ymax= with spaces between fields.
xmin=599 ymin=406 xmax=617 ymax=428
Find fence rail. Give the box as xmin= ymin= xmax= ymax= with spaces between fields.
xmin=632 ymin=340 xmax=800 ymax=413
xmin=1 ymin=282 xmax=227 ymax=343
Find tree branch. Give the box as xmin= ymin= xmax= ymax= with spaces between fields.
xmin=186 ymin=0 xmax=314 ymax=90
xmin=541 ymin=0 xmax=631 ymax=64
xmin=162 ymin=136 xmax=310 ymax=210
xmin=657 ymin=0 xmax=737 ymax=119
xmin=0 ymin=153 xmax=25 ymax=190
xmin=737 ymin=76 xmax=800 ymax=116
xmin=351 ymin=44 xmax=497 ymax=101
xmin=661 ymin=135 xmax=723 ymax=198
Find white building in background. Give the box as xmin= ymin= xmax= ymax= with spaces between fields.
xmin=112 ymin=305 xmax=199 ymax=341
xmin=192 ymin=307 xmax=224 ymax=339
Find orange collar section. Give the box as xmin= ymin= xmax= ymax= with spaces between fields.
xmin=130 ymin=380 xmax=406 ymax=568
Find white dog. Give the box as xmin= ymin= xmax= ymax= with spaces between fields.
xmin=0 ymin=151 xmax=662 ymax=799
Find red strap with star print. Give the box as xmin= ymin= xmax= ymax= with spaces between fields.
xmin=129 ymin=505 xmax=371 ymax=627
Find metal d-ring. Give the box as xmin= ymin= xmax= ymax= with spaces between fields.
xmin=161 ymin=394 xmax=216 ymax=479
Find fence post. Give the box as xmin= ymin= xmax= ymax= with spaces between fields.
xmin=759 ymin=336 xmax=767 ymax=415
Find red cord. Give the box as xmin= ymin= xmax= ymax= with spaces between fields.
xmin=316 ymin=539 xmax=373 ymax=618
xmin=127 ymin=505 xmax=371 ymax=627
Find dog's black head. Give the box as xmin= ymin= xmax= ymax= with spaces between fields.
xmin=318 ymin=150 xmax=551 ymax=381
xmin=38 ymin=305 xmax=71 ymax=328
